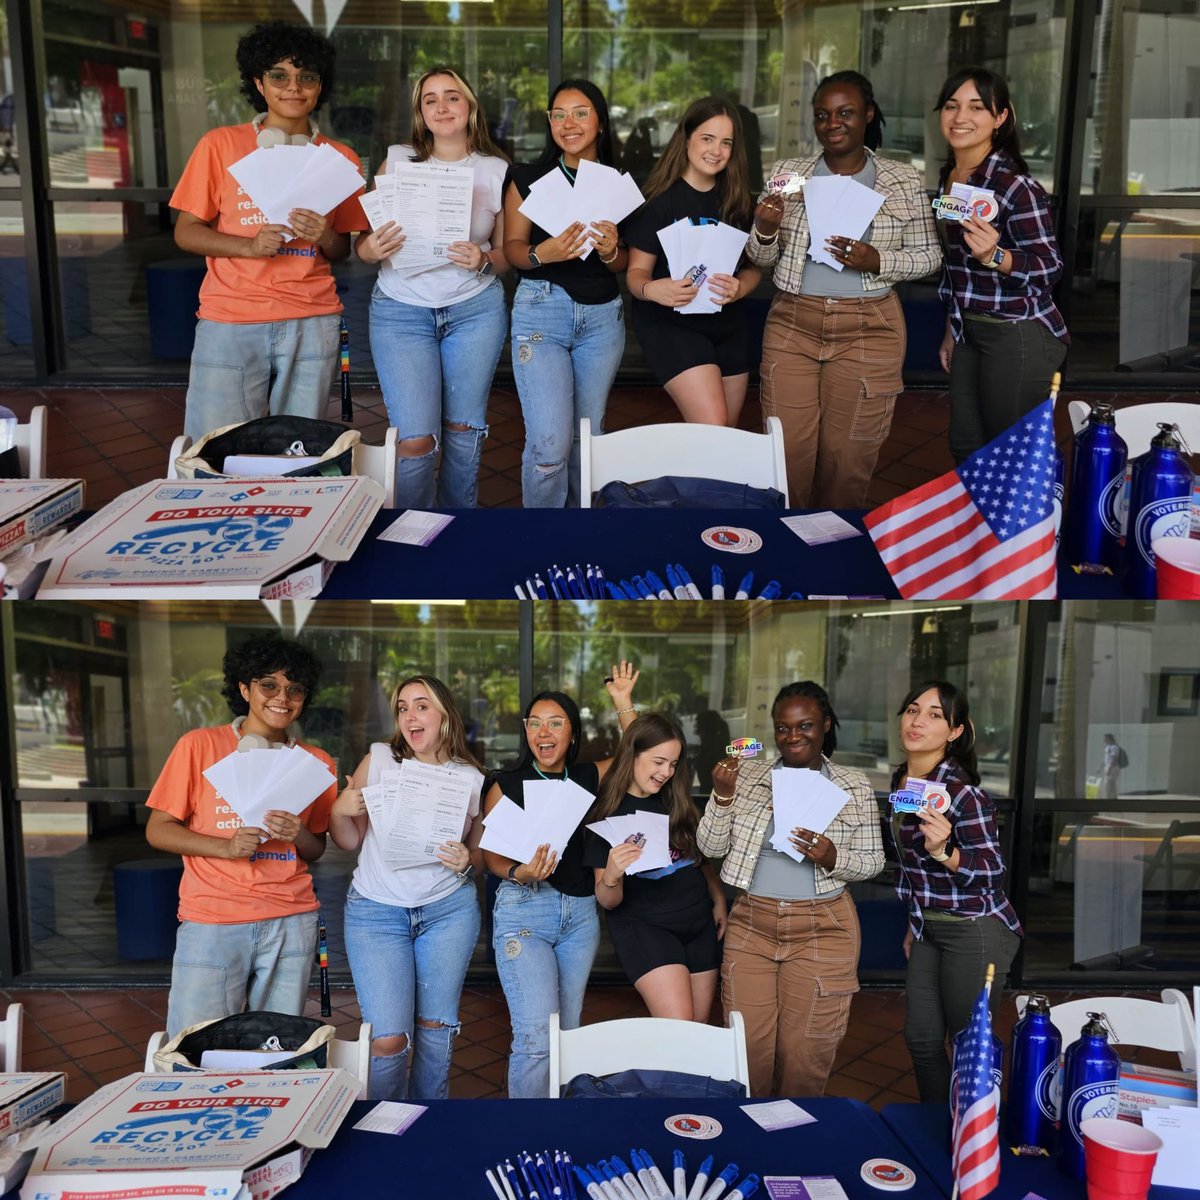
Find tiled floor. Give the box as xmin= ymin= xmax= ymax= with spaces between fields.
xmin=3 ymin=381 xmax=1195 ymax=512
xmin=1 ymin=983 xmax=1170 ymax=1106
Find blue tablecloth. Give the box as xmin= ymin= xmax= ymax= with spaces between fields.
xmin=323 ymin=508 xmax=900 ymax=600
xmin=880 ymin=1103 xmax=1191 ymax=1200
xmin=293 ymin=1097 xmax=948 ymax=1198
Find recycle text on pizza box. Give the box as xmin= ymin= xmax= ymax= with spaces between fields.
xmin=22 ymin=1069 xmax=357 ymax=1200
xmin=36 ymin=476 xmax=382 ymax=600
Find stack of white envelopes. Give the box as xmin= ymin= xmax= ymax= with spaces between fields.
xmin=767 ymin=768 xmax=852 ymax=864
xmin=656 ymin=219 xmax=749 ymax=313
xmin=228 ymin=142 xmax=364 ymax=229
xmin=479 ymin=778 xmax=596 ymax=862
xmin=586 ymin=809 xmax=673 ymax=874
xmin=803 ymin=176 xmax=885 ymax=271
xmin=518 ymin=159 xmax=645 ymax=259
xmin=202 ymin=744 xmax=337 ymax=832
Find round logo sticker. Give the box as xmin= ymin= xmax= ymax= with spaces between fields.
xmin=700 ymin=526 xmax=763 ymax=555
xmin=969 ymin=195 xmax=999 ymax=222
xmin=923 ymin=786 xmax=951 ymax=814
xmin=861 ymin=1159 xmax=916 ymax=1190
xmin=665 ymin=1113 xmax=723 ymax=1140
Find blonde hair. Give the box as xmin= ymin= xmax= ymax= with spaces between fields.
xmin=409 ymin=66 xmax=508 ymax=162
xmin=388 ymin=674 xmax=483 ymax=771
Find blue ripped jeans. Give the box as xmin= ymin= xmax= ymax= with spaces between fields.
xmin=491 ymin=880 xmax=600 ymax=1097
xmin=510 ymin=279 xmax=625 ymax=507
xmin=344 ymin=881 xmax=481 ymax=1101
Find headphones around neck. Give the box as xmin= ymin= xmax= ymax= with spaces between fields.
xmin=253 ymin=110 xmax=319 ymax=148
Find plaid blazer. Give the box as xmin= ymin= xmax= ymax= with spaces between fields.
xmin=747 ymin=150 xmax=941 ymax=292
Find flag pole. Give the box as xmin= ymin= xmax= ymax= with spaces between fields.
xmin=951 ymin=963 xmax=997 ymax=1200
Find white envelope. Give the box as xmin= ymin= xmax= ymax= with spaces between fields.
xmin=767 ymin=769 xmax=851 ymax=864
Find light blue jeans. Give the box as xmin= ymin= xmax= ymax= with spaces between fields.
xmin=492 ymin=880 xmax=600 ymax=1098
xmin=343 ymin=882 xmax=481 ymax=1101
xmin=511 ymin=279 xmax=625 ymax=507
xmin=370 ymin=279 xmax=507 ymax=509
xmin=166 ymin=910 xmax=318 ymax=1038
xmin=183 ymin=314 xmax=340 ymax=440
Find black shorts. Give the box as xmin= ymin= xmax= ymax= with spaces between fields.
xmin=607 ymin=901 xmax=721 ymax=983
xmin=631 ymin=303 xmax=749 ymax=387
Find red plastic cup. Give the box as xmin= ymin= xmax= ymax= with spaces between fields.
xmin=1153 ymin=537 xmax=1200 ymax=599
xmin=1081 ymin=1117 xmax=1163 ymax=1200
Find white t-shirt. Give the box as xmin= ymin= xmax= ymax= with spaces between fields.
xmin=372 ymin=144 xmax=508 ymax=309
xmin=350 ymin=742 xmax=484 ymax=907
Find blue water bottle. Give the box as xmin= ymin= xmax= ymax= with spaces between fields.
xmin=949 ymin=1025 xmax=1004 ymax=1129
xmin=1064 ymin=402 xmax=1127 ymax=570
xmin=1006 ymin=995 xmax=1062 ymax=1153
xmin=1122 ymin=424 xmax=1195 ymax=598
xmin=1058 ymin=1013 xmax=1120 ymax=1180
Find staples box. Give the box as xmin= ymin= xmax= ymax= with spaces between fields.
xmin=36 ymin=477 xmax=382 ymax=600
xmin=1118 ymin=1061 xmax=1197 ymax=1119
xmin=22 ymin=1069 xmax=357 ymax=1200
xmin=0 ymin=1073 xmax=65 ymax=1137
xmin=0 ymin=480 xmax=84 ymax=561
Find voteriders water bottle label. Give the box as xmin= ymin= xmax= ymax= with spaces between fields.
xmin=1064 ymin=1080 xmax=1119 ymax=1145
xmin=1132 ymin=497 xmax=1191 ymax=567
xmin=888 ymin=778 xmax=951 ymax=814
xmin=1037 ymin=1056 xmax=1063 ymax=1122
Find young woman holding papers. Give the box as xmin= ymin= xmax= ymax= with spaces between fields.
xmin=887 ymin=680 xmax=1021 ymax=1102
xmin=624 ymin=97 xmax=760 ymax=427
xmin=747 ymin=71 xmax=940 ymax=508
xmin=584 ymin=715 xmax=728 ymax=1022
xmin=933 ymin=69 xmax=1068 ymax=462
xmin=697 ymin=681 xmax=884 ymax=1098
xmin=170 ymin=22 xmax=366 ymax=440
xmin=355 ymin=67 xmax=509 ymax=508
xmin=503 ymin=79 xmax=630 ymax=507
xmin=482 ymin=662 xmax=639 ymax=1097
xmin=330 ymin=675 xmax=485 ymax=1100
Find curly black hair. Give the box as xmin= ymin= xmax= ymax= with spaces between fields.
xmin=221 ymin=635 xmax=322 ymax=718
xmin=236 ymin=21 xmax=337 ymax=114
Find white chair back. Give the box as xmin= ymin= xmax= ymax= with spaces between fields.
xmin=579 ymin=417 xmax=789 ymax=507
xmin=1016 ymin=989 xmax=1197 ymax=1072
xmin=1 ymin=1002 xmax=23 ymax=1071
xmin=13 ymin=407 xmax=47 ymax=478
xmin=547 ymin=1010 xmax=750 ymax=1098
xmin=1066 ymin=400 xmax=1200 ymax=458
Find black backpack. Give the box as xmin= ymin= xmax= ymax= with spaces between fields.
xmin=1117 ymin=745 xmax=1130 ymax=769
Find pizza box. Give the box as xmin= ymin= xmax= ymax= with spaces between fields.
xmin=0 ymin=480 xmax=84 ymax=561
xmin=0 ymin=1073 xmax=65 ymax=1137
xmin=36 ymin=476 xmax=383 ymax=600
xmin=22 ymin=1069 xmax=358 ymax=1200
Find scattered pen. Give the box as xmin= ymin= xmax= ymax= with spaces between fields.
xmin=514 ymin=583 xmax=528 ymax=599
xmin=618 ymin=578 xmax=640 ymax=600
xmin=588 ymin=1163 xmax=621 ymax=1200
xmin=498 ymin=1163 xmax=518 ymax=1200
xmin=734 ymin=572 xmax=754 ymax=600
xmin=725 ymin=1175 xmax=760 ymax=1200
xmin=575 ymin=1166 xmax=605 ymax=1200
xmin=631 ymin=575 xmax=655 ymax=600
xmin=600 ymin=1160 xmax=637 ymax=1200
xmin=698 ymin=1163 xmax=739 ymax=1200
xmin=533 ymin=573 xmax=549 ymax=600
xmin=756 ymin=580 xmax=782 ymax=600
xmin=563 ymin=1153 xmax=581 ymax=1200
xmin=673 ymin=1150 xmax=687 ymax=1200
xmin=665 ymin=563 xmax=689 ymax=600
xmin=711 ymin=565 xmax=725 ymax=600
xmin=585 ymin=564 xmax=598 ymax=599
xmin=785 ymin=591 xmax=805 ymax=600
xmin=640 ymin=1149 xmax=671 ymax=1200
xmin=525 ymin=577 xmax=537 ymax=600
xmin=506 ymin=1158 xmax=527 ymax=1200
xmin=686 ymin=1154 xmax=713 ymax=1200
xmin=644 ymin=569 xmax=673 ymax=599
xmin=549 ymin=566 xmax=564 ymax=599
xmin=519 ymin=1152 xmax=540 ymax=1200
xmin=594 ymin=565 xmax=607 ymax=597
xmin=488 ymin=1169 xmax=509 ymax=1200
xmin=630 ymin=1150 xmax=660 ymax=1200
xmin=676 ymin=564 xmax=703 ymax=600
xmin=605 ymin=581 xmax=626 ymax=599
xmin=565 ymin=565 xmax=586 ymax=600
xmin=612 ymin=1156 xmax=650 ymax=1200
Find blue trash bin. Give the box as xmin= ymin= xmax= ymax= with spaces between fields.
xmin=113 ymin=859 xmax=183 ymax=961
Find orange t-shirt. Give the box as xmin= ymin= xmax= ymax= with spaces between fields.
xmin=169 ymin=123 xmax=368 ymax=323
xmin=145 ymin=725 xmax=337 ymax=924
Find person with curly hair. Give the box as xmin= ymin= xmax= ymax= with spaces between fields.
xmin=171 ymin=21 xmax=367 ymax=440
xmin=146 ymin=635 xmax=338 ymax=1037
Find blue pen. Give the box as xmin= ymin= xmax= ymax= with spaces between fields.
xmin=698 ymin=1163 xmax=739 ymax=1200
xmin=506 ymin=1159 xmax=527 ymax=1200
xmin=785 ymin=591 xmax=805 ymax=600
xmin=675 ymin=564 xmax=703 ymax=600
xmin=588 ymin=1164 xmax=621 ymax=1200
xmin=640 ymin=1150 xmax=671 ymax=1200
xmin=594 ymin=565 xmax=608 ymax=597
xmin=574 ymin=564 xmax=590 ymax=598
xmin=630 ymin=575 xmax=656 ymax=600
xmin=536 ymin=1151 xmax=561 ymax=1198
xmin=549 ymin=566 xmax=565 ymax=599
xmin=517 ymin=1153 xmax=540 ymax=1200
xmin=612 ymin=1155 xmax=651 ymax=1200
xmin=533 ymin=573 xmax=549 ymax=600
xmin=599 ymin=1162 xmax=636 ymax=1200
xmin=563 ymin=564 xmax=582 ymax=599
xmin=563 ymin=1153 xmax=580 ymax=1200
xmin=569 ymin=565 xmax=587 ymax=600
xmin=575 ymin=1166 xmax=604 ymax=1200
xmin=525 ymin=577 xmax=538 ymax=600
xmin=644 ymin=569 xmax=673 ymax=599
xmin=756 ymin=580 xmax=782 ymax=600
xmin=664 ymin=563 xmax=688 ymax=599
xmin=585 ymin=564 xmax=597 ymax=598
xmin=711 ymin=564 xmax=725 ymax=599
xmin=558 ymin=1152 xmax=576 ymax=1200
xmin=734 ymin=571 xmax=754 ymax=600
xmin=686 ymin=1155 xmax=714 ymax=1200
xmin=630 ymin=1151 xmax=661 ymax=1200
xmin=725 ymin=1176 xmax=760 ymax=1200
xmin=514 ymin=583 xmax=528 ymax=599
xmin=605 ymin=581 xmax=626 ymax=600
xmin=617 ymin=578 xmax=640 ymax=600
xmin=673 ymin=1150 xmax=687 ymax=1200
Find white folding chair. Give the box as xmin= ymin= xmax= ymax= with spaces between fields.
xmin=1 ymin=1002 xmax=23 ymax=1071
xmin=1067 ymin=400 xmax=1200 ymax=457
xmin=143 ymin=1021 xmax=372 ymax=1098
xmin=579 ymin=416 xmax=789 ymax=507
xmin=13 ymin=406 xmax=47 ymax=478
xmin=547 ymin=1010 xmax=751 ymax=1098
xmin=1016 ymin=989 xmax=1196 ymax=1072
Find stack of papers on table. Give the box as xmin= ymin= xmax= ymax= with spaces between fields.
xmin=202 ymin=744 xmax=336 ymax=831
xmin=360 ymin=160 xmax=474 ymax=275
xmin=479 ymin=778 xmax=596 ymax=862
xmin=656 ymin=219 xmax=748 ymax=313
xmin=518 ymin=159 xmax=644 ymax=259
xmin=361 ymin=759 xmax=475 ymax=868
xmin=586 ymin=809 xmax=673 ymax=874
xmin=768 ymin=769 xmax=851 ymax=863
xmin=803 ymin=175 xmax=885 ymax=270
xmin=227 ymin=142 xmax=363 ymax=228
xmin=1140 ymin=1106 xmax=1199 ymax=1189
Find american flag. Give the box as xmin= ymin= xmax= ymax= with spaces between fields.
xmin=865 ymin=400 xmax=1057 ymax=599
xmin=952 ymin=982 xmax=1002 ymax=1200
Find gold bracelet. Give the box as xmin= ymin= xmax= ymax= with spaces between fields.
xmin=601 ymin=876 xmax=621 ymax=888
xmin=599 ymin=244 xmax=619 ymax=265
xmin=710 ymin=789 xmax=734 ymax=804
xmin=615 ymin=706 xmax=637 ymax=715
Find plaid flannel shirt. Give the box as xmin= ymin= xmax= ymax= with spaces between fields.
xmin=697 ymin=755 xmax=885 ymax=895
xmin=746 ymin=150 xmax=941 ymax=292
xmin=887 ymin=758 xmax=1022 ymax=939
xmin=937 ymin=151 xmax=1068 ymax=344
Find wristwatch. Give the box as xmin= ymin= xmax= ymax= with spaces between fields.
xmin=988 ymin=246 xmax=1005 ymax=269
xmin=527 ymin=245 xmax=542 ymax=269
xmin=507 ymin=862 xmax=522 ymax=881
xmin=930 ymin=844 xmax=953 ymax=863
xmin=476 ymin=258 xmax=494 ymax=279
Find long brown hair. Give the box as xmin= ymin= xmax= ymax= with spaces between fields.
xmin=591 ymin=713 xmax=699 ymax=860
xmin=643 ymin=97 xmax=750 ymax=228
xmin=388 ymin=674 xmax=483 ymax=771
xmin=409 ymin=66 xmax=508 ymax=162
